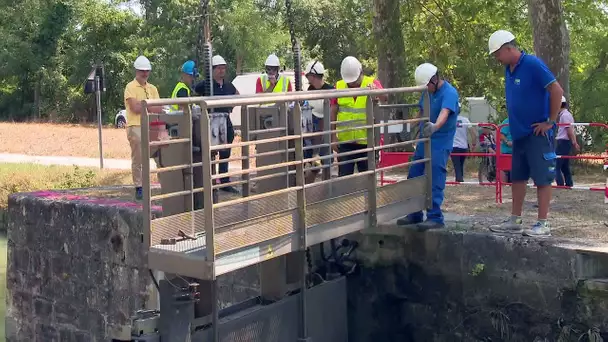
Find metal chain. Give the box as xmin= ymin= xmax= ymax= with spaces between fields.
xmin=285 ymin=0 xmax=302 ymax=91
xmin=196 ymin=0 xmax=211 ymax=67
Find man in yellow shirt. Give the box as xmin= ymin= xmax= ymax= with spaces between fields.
xmin=124 ymin=55 xmax=164 ymax=200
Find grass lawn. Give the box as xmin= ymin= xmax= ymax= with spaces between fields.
xmin=0 ymin=163 xmax=133 ymax=212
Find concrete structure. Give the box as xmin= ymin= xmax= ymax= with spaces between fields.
xmin=6 ymin=189 xmax=608 ymax=341
xmin=5 ymin=187 xmax=258 ymax=342
xmin=349 ymin=223 xmax=608 ymax=341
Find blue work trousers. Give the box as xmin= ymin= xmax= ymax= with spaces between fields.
xmin=406 ymin=142 xmax=451 ymax=224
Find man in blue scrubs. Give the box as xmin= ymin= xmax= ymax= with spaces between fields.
xmin=487 ymin=30 xmax=564 ymax=237
xmin=397 ymin=63 xmax=459 ymax=230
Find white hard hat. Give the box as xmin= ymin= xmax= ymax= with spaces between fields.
xmin=340 ymin=56 xmax=362 ymax=83
xmin=212 ymin=55 xmax=227 ymax=66
xmin=488 ymin=30 xmax=516 ymax=55
xmin=265 ymin=54 xmax=281 ymax=67
xmin=414 ymin=63 xmax=438 ymax=86
xmin=308 ymin=99 xmax=325 ymax=118
xmin=561 ymin=96 xmax=567 ymax=103
xmin=305 ymin=60 xmax=325 ymax=75
xmin=134 ymin=55 xmax=152 ymax=71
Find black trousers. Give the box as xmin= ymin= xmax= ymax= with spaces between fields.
xmin=555 ymin=139 xmax=573 ymax=187
xmin=338 ymin=143 xmax=368 ymax=176
xmin=451 ymin=147 xmax=468 ymax=182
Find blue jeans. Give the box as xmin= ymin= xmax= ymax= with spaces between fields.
xmin=406 ymin=142 xmax=451 ymax=224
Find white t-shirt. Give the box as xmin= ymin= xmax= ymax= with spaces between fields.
xmin=557 ymin=109 xmax=574 ymax=140
xmin=452 ymin=115 xmax=470 ymax=149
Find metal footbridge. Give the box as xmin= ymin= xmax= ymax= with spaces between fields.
xmin=134 ymin=85 xmax=432 ymax=342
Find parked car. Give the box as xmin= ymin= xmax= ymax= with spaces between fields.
xmin=114 ymin=106 xmax=172 ymax=128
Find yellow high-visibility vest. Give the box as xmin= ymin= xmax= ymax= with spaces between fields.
xmin=170 ymin=82 xmax=191 ymax=111
xmin=260 ymin=74 xmax=290 ymax=93
xmin=335 ymin=76 xmax=374 ymax=144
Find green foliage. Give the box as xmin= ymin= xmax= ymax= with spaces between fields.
xmin=0 ymin=0 xmax=606 ymax=151
xmin=57 ymin=166 xmax=97 ymax=189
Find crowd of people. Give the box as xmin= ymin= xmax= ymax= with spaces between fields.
xmin=123 ymin=28 xmax=573 ymax=238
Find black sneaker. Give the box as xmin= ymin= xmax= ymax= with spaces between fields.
xmin=396 ymin=216 xmax=423 ymax=226
xmin=220 ymin=186 xmax=240 ymax=194
xmin=417 ymin=220 xmax=445 ymax=231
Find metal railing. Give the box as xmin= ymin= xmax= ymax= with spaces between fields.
xmin=139 ymin=85 xmax=432 ymax=281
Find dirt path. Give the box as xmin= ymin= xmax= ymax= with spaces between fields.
xmin=443 ymin=185 xmax=607 ymax=241
xmin=0 ymin=122 xmax=250 ymax=165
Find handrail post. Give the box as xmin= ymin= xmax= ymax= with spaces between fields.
xmin=141 ymin=103 xmax=151 ymax=250
xmin=199 ymin=101 xmax=218 ymax=341
xmin=322 ymin=99 xmax=331 ymax=181
xmin=185 ymin=105 xmax=195 ymax=235
xmin=423 ymin=93 xmax=433 ymax=209
xmin=292 ymin=101 xmax=309 ymax=341
xmin=140 ymin=103 xmax=156 ymax=310
xmin=366 ymin=97 xmax=377 ymax=229
xmin=241 ymin=105 xmax=250 ymax=197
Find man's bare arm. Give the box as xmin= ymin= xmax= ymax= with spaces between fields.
xmin=433 ymin=108 xmax=451 ymax=129
xmin=127 ymin=98 xmax=164 ymax=114
xmin=547 ymin=82 xmax=564 ymax=122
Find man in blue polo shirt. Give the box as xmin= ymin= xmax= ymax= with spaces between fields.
xmin=397 ymin=63 xmax=459 ymax=230
xmin=487 ymin=30 xmax=564 ymax=237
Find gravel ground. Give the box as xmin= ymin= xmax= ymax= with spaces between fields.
xmin=442 ymin=185 xmax=607 ymax=241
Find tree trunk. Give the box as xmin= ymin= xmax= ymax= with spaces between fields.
xmin=236 ymin=52 xmax=244 ymax=75
xmin=372 ymin=0 xmax=410 ymax=149
xmin=527 ymin=0 xmax=570 ymax=98
xmin=372 ymin=0 xmax=407 ymax=99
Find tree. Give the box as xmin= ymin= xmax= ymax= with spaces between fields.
xmin=527 ymin=0 xmax=571 ymax=97
xmin=372 ymin=0 xmax=407 ymax=101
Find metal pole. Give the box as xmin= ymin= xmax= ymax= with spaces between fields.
xmin=366 ymin=97 xmax=377 ymax=229
xmin=292 ymin=102 xmax=309 ymax=342
xmin=95 ymin=76 xmax=104 ymax=169
xmin=199 ymin=101 xmax=218 ymax=342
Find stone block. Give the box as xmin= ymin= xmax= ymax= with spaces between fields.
xmin=35 ymin=322 xmax=59 ymax=341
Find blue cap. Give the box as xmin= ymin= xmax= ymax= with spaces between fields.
xmin=181 ymin=60 xmax=199 ymax=77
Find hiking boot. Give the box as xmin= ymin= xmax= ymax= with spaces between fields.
xmin=135 ymin=186 xmax=143 ymax=201
xmin=489 ymin=216 xmax=523 ymax=234
xmin=396 ymin=216 xmax=423 ymax=226
xmin=523 ymin=221 xmax=551 ymax=237
xmin=417 ymin=220 xmax=445 ymax=231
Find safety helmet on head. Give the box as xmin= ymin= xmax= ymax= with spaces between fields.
xmin=414 ymin=63 xmax=438 ymax=86
xmin=212 ymin=55 xmax=227 ymax=67
xmin=305 ymin=60 xmax=325 ymax=76
xmin=488 ymin=30 xmax=516 ymax=55
xmin=561 ymin=96 xmax=567 ymax=103
xmin=340 ymin=56 xmax=362 ymax=84
xmin=265 ymin=54 xmax=281 ymax=67
xmin=181 ymin=60 xmax=199 ymax=77
xmin=134 ymin=56 xmax=152 ymax=71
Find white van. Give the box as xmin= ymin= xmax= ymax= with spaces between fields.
xmin=229 ymin=71 xmax=309 ymax=128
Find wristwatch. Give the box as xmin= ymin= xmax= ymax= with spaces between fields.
xmin=547 ymin=119 xmax=556 ymax=126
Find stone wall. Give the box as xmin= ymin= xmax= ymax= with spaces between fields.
xmin=348 ymin=224 xmax=608 ymax=342
xmin=6 ymin=188 xmax=259 ymax=342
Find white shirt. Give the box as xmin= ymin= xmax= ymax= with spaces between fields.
xmin=557 ymin=109 xmax=574 ymax=140
xmin=452 ymin=115 xmax=470 ymax=149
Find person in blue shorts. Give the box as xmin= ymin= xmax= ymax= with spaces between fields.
xmin=487 ymin=30 xmax=564 ymax=237
xmin=397 ymin=63 xmax=459 ymax=230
